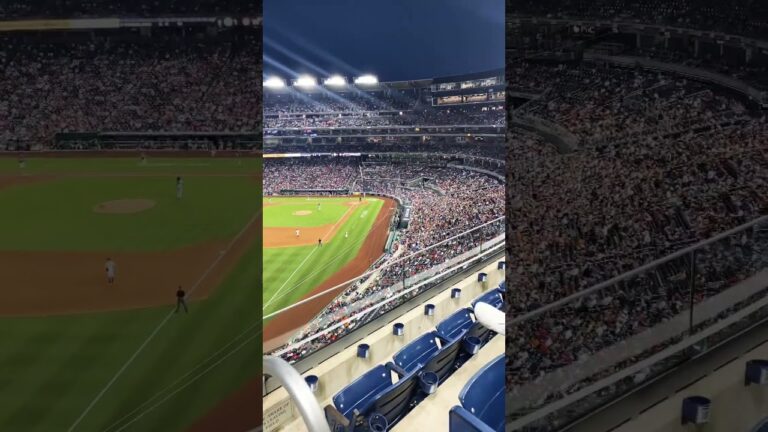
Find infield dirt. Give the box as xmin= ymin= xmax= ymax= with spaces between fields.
xmin=0 ymin=175 xmax=260 ymax=317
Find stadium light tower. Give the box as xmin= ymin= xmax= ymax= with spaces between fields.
xmin=324 ymin=75 xmax=347 ymax=86
xmin=354 ymin=74 xmax=378 ymax=85
xmin=294 ymin=75 xmax=318 ymax=88
xmin=263 ymin=76 xmax=286 ymax=89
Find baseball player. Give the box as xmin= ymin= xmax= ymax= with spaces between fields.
xmin=176 ymin=176 xmax=184 ymax=199
xmin=318 ymin=238 xmax=323 ymax=247
xmin=295 ymin=229 xmax=300 ymax=237
xmin=140 ymin=152 xmax=147 ymax=165
xmin=345 ymin=231 xmax=349 ymax=239
xmin=18 ymin=155 xmax=26 ymax=169
xmin=317 ymin=202 xmax=321 ymax=211
xmin=105 ymin=258 xmax=116 ymax=284
xmin=175 ymin=286 xmax=188 ymax=313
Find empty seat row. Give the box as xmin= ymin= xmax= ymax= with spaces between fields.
xmin=324 ymin=284 xmax=505 ymax=431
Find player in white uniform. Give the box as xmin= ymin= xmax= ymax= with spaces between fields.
xmin=176 ymin=176 xmax=184 ymax=199
xmin=295 ymin=229 xmax=300 ymax=237
xmin=105 ymin=258 xmax=116 ymax=284
xmin=345 ymin=231 xmax=349 ymax=238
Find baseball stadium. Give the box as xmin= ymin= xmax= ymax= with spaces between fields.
xmin=0 ymin=3 xmax=262 ymax=432
xmin=261 ymin=2 xmax=506 ymax=430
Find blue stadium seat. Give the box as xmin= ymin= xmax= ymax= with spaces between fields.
xmin=436 ymin=308 xmax=491 ymax=345
xmin=471 ymin=289 xmax=504 ymax=310
xmin=393 ymin=331 xmax=462 ymax=383
xmin=449 ymin=354 xmax=505 ymax=432
xmin=325 ymin=362 xmax=419 ymax=431
xmin=449 ymin=406 xmax=496 ymax=432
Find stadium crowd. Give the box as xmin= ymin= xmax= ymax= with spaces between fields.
xmin=0 ymin=0 xmax=259 ymax=18
xmin=264 ymin=157 xmax=504 ymax=362
xmin=264 ymin=102 xmax=505 ymax=129
xmin=511 ymin=0 xmax=768 ymax=39
xmin=0 ymin=31 xmax=260 ymax=147
xmin=506 ymin=60 xmax=768 ymax=410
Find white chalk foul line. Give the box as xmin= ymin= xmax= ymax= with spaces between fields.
xmin=67 ymin=211 xmax=259 ymax=432
xmin=109 ymin=333 xmax=259 ymax=432
xmin=101 ymin=320 xmax=261 ymax=432
xmin=263 ymin=204 xmax=357 ymax=310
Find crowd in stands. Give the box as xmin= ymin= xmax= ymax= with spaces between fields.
xmin=263 ymin=158 xmax=359 ymax=192
xmin=264 ymin=91 xmax=419 ymax=114
xmin=264 ymin=157 xmax=504 ymax=362
xmin=511 ymin=0 xmax=768 ymax=39
xmin=0 ymin=0 xmax=259 ymax=18
xmin=264 ymin=142 xmax=506 ymax=161
xmin=264 ymin=96 xmax=505 ymax=129
xmin=506 ymin=60 xmax=768 ymax=413
xmin=0 ymin=30 xmax=260 ymax=147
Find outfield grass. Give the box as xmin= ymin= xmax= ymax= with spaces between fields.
xmin=263 ymin=197 xmax=385 ymax=317
xmin=0 ymin=158 xmax=260 ymax=431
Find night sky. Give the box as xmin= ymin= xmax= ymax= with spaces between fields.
xmin=264 ymin=0 xmax=504 ymax=82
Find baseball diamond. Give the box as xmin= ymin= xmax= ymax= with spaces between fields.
xmin=262 ymin=196 xmax=394 ymax=348
xmin=0 ymin=155 xmax=261 ymax=431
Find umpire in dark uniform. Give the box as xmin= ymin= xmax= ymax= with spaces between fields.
xmin=175 ymin=286 xmax=188 ymax=313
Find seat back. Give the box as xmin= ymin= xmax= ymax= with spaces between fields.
xmin=371 ymin=364 xmax=419 ymax=427
xmin=423 ymin=334 xmax=462 ymax=383
xmin=332 ymin=364 xmax=392 ymax=421
xmin=436 ymin=308 xmax=474 ymax=341
xmin=449 ymin=406 xmax=496 ymax=432
xmin=393 ymin=332 xmax=441 ymax=373
xmin=458 ymin=354 xmax=505 ymax=431
xmin=472 ymin=289 xmax=504 ymax=310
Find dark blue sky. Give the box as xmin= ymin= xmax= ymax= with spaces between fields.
xmin=264 ymin=0 xmax=504 ymax=82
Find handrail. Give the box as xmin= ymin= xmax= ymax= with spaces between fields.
xmin=509 ymin=215 xmax=768 ymax=325
xmin=263 ymin=356 xmax=330 ymax=432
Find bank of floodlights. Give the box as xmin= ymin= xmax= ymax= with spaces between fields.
xmin=324 ymin=75 xmax=347 ymax=86
xmin=354 ymin=74 xmax=378 ymax=85
xmin=294 ymin=75 xmax=318 ymax=88
xmin=263 ymin=76 xmax=286 ymax=89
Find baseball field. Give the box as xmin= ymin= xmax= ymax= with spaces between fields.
xmin=0 ymin=156 xmax=261 ymax=431
xmin=262 ymin=195 xmax=395 ymax=349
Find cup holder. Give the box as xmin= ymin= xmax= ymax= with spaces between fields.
xmin=368 ymin=413 xmax=388 ymax=432
xmin=463 ymin=336 xmax=481 ymax=355
xmin=419 ymin=371 xmax=439 ymax=394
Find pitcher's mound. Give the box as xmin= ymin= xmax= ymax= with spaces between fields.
xmin=94 ymin=199 xmax=156 ymax=214
xmin=293 ymin=210 xmax=312 ymax=216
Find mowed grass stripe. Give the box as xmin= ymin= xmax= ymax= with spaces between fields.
xmin=75 ymin=244 xmax=261 ymax=432
xmin=263 ymin=198 xmax=384 ymax=317
xmin=0 ymin=310 xmax=164 ymax=431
